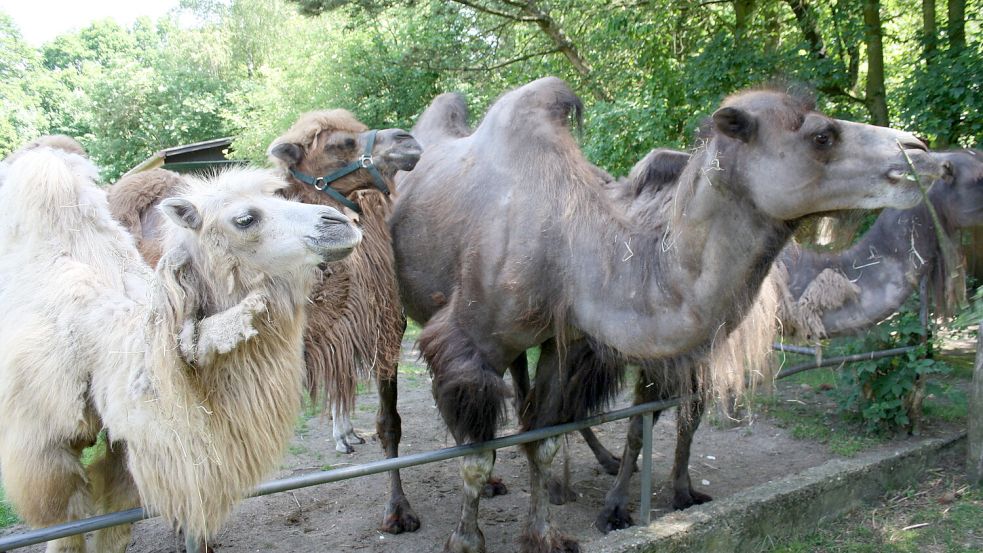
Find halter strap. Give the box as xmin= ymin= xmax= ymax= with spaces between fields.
xmin=287 ymin=129 xmax=391 ymax=214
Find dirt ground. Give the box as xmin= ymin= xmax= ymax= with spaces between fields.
xmin=2 ymin=340 xmax=968 ymax=553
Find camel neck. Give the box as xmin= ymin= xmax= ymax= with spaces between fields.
xmin=786 ymin=202 xmax=942 ymax=335
xmin=566 ymin=146 xmax=795 ymax=360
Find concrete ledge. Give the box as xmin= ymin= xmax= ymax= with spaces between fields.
xmin=589 ymin=432 xmax=966 ymax=553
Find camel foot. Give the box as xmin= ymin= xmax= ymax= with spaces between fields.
xmin=480 ymin=476 xmax=508 ymax=498
xmin=672 ymin=488 xmax=712 ymax=511
xmin=346 ymin=429 xmax=366 ymax=445
xmin=444 ymin=528 xmax=485 ymax=553
xmin=595 ymin=503 xmax=633 ymax=534
xmin=547 ymin=475 xmax=578 ymax=505
xmin=598 ymin=455 xmax=622 ymax=476
xmin=518 ymin=530 xmax=580 ymax=553
xmin=380 ymin=496 xmax=421 ymax=534
xmin=334 ymin=439 xmax=355 ymax=454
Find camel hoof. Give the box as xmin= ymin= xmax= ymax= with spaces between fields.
xmin=547 ymin=476 xmax=578 ymax=505
xmin=518 ymin=532 xmax=580 ymax=553
xmin=481 ymin=476 xmax=508 ymax=498
xmin=599 ymin=455 xmax=622 ymax=476
xmin=380 ymin=497 xmax=421 ymax=534
xmin=595 ymin=503 xmax=633 ymax=534
xmin=347 ymin=430 xmax=366 ymax=445
xmin=672 ymin=489 xmax=712 ymax=510
xmin=334 ymin=440 xmax=355 ymax=454
xmin=444 ymin=528 xmax=485 ymax=553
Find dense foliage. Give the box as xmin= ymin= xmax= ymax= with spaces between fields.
xmin=0 ymin=0 xmax=979 ymax=181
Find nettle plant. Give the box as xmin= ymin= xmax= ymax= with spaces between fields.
xmin=835 ymin=296 xmax=950 ymax=434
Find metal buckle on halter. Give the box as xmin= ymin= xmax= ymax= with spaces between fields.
xmin=313 ymin=177 xmax=327 ymax=191
xmin=358 ymin=154 xmax=374 ymax=168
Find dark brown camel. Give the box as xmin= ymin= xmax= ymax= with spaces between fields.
xmin=107 ymin=112 xmax=424 ymax=536
xmin=390 ymin=77 xmax=942 ymax=553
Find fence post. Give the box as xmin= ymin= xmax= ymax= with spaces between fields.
xmin=969 ymin=319 xmax=983 ymax=486
xmin=640 ymin=411 xmax=653 ymax=525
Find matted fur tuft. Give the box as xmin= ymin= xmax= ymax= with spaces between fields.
xmin=419 ymin=308 xmax=511 ymax=443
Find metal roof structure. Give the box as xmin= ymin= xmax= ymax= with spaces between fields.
xmin=123 ymin=137 xmax=244 ymax=176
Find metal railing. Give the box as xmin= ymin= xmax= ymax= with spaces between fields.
xmin=0 ymin=342 xmax=915 ymax=552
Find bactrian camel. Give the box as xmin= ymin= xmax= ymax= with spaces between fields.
xmin=0 ymin=146 xmax=361 ymax=552
xmin=109 ymin=110 xmax=425 ymax=535
xmin=389 ymin=77 xmax=942 ymax=553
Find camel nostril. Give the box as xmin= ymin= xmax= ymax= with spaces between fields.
xmin=394 ymin=132 xmax=415 ymax=141
xmin=320 ymin=211 xmax=347 ymax=225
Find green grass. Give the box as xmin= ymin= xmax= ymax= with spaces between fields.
xmin=0 ymin=484 xmax=18 ymax=529
xmin=404 ymin=320 xmax=423 ymax=342
xmin=766 ymin=462 xmax=983 ymax=553
xmin=753 ymin=368 xmax=884 ymax=457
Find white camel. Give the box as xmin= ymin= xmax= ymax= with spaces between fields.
xmin=0 ymin=147 xmax=361 ymax=552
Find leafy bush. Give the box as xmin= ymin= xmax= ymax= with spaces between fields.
xmin=834 ymin=298 xmax=950 ymax=433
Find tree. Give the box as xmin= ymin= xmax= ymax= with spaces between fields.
xmin=863 ymin=0 xmax=889 ymax=126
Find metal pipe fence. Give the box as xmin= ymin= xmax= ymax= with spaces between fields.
xmin=0 ymin=342 xmax=916 ymax=552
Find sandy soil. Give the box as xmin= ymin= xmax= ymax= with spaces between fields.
xmin=2 ymin=340 xmax=966 ymax=553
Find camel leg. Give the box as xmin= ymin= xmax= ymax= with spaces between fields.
xmin=595 ymin=370 xmax=666 ymax=534
xmin=90 ymin=441 xmax=139 ymax=552
xmin=579 ymin=427 xmax=623 ymax=475
xmin=331 ymin=403 xmax=363 ymax=454
xmin=519 ymin=438 xmax=578 ymax=553
xmin=445 ymin=451 xmax=495 ymax=553
xmin=670 ymin=392 xmax=712 ymax=510
xmin=475 ymin=353 xmax=531 ymax=501
xmin=1 ymin=439 xmax=92 ymax=553
xmin=377 ymin=368 xmax=421 ymax=534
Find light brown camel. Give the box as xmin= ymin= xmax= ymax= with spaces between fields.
xmin=109 ymin=111 xmax=425 ymax=535
xmin=267 ymin=110 xmax=423 ymax=533
xmin=0 ymin=147 xmax=361 ymax=552
xmin=389 ymin=77 xmax=942 ymax=553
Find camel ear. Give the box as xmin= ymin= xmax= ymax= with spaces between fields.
xmin=712 ymin=107 xmax=757 ymax=142
xmin=160 ymin=197 xmax=202 ymax=231
xmin=268 ymin=142 xmax=304 ymax=167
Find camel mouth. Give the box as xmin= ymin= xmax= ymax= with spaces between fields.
xmin=306 ymin=225 xmax=362 ymax=263
xmin=385 ymin=148 xmax=423 ymax=172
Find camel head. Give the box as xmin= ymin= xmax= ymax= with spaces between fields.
xmin=929 ymin=149 xmax=983 ymax=229
xmin=706 ymin=89 xmax=944 ymax=221
xmin=268 ymin=109 xmax=422 ymax=200
xmin=159 ymin=168 xmax=362 ymax=288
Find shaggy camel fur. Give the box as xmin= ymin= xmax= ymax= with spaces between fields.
xmin=391 ymin=78 xmax=941 ymax=553
xmin=0 ymin=148 xmax=361 ymax=552
xmin=110 ymin=110 xmax=424 ymax=535
xmin=267 ymin=110 xmax=423 ymax=534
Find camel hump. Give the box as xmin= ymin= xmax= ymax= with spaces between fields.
xmin=412 ymin=92 xmax=472 ymax=148
xmin=475 ymin=76 xmax=583 ymax=140
xmin=628 ymin=149 xmax=690 ymax=196
xmin=0 ymin=147 xmax=100 ymax=235
xmin=108 ymin=169 xmax=186 ymax=229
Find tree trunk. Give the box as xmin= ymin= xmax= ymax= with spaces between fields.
xmin=785 ymin=0 xmax=826 ymax=58
xmin=968 ymin=318 xmax=983 ymax=486
xmin=922 ymin=0 xmax=937 ymax=61
xmin=863 ymin=0 xmax=889 ymax=126
xmin=735 ymin=0 xmax=754 ymax=43
xmin=948 ymin=0 xmax=965 ymax=51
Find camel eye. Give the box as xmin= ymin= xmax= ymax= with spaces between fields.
xmin=813 ymin=133 xmax=834 ymax=148
xmin=344 ymin=138 xmax=356 ymax=148
xmin=234 ymin=214 xmax=255 ymax=228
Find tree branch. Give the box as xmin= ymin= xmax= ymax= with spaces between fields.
xmin=449 ymin=0 xmax=536 ymax=21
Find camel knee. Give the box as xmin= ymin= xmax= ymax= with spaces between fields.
xmin=460 ymin=452 xmax=495 ymax=500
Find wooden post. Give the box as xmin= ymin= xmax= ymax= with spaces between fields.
xmin=968 ymin=319 xmax=983 ymax=485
